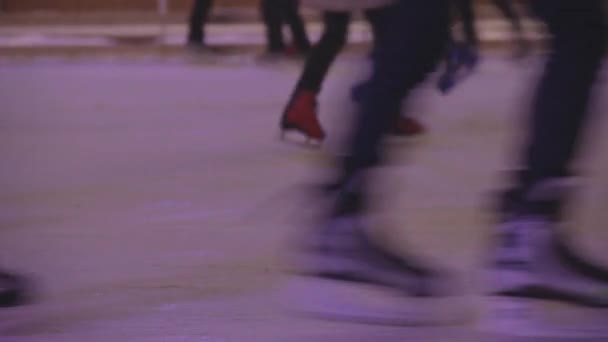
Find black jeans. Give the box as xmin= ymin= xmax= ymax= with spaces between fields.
xmin=295 ymin=8 xmax=391 ymax=94
xmin=337 ymin=0 xmax=606 ymax=214
xmin=515 ymin=0 xmax=607 ymax=191
xmin=340 ymin=0 xmax=450 ymax=179
xmin=296 ymin=11 xmax=351 ymax=93
xmin=451 ymin=0 xmax=523 ymax=47
xmin=452 ymin=0 xmax=478 ymax=46
xmin=261 ymin=0 xmax=311 ymax=52
xmin=187 ymin=0 xmax=213 ymax=44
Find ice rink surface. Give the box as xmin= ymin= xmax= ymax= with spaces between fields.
xmin=1 ymin=53 xmax=608 ymax=341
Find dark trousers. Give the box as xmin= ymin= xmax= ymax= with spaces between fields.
xmin=296 ymin=11 xmax=351 ymax=93
xmin=515 ymin=0 xmax=607 ymax=192
xmin=452 ymin=0 xmax=478 ymax=46
xmin=187 ymin=0 xmax=213 ymax=44
xmin=338 ymin=0 xmax=606 ymax=212
xmin=261 ymin=0 xmax=310 ymax=52
xmin=340 ymin=0 xmax=450 ymax=179
xmin=451 ymin=0 xmax=523 ymax=47
xmin=295 ymin=9 xmax=387 ymax=94
xmin=493 ymin=0 xmax=523 ymax=35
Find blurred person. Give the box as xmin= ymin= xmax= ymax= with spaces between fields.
xmin=279 ymin=0 xmax=528 ymax=143
xmin=260 ymin=0 xmax=311 ymax=58
xmin=187 ymin=0 xmax=214 ymax=49
xmin=279 ymin=3 xmax=426 ymax=144
xmin=287 ymin=0 xmax=458 ymax=324
xmin=288 ymin=0 xmax=608 ymax=328
xmin=489 ymin=0 xmax=608 ymax=313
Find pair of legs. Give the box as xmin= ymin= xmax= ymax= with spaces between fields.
xmin=297 ymin=0 xmax=608 ymax=322
xmin=260 ymin=0 xmax=311 ymax=54
xmin=279 ymin=8 xmax=426 ymax=143
xmin=187 ymin=0 xmax=213 ymax=46
xmin=452 ymin=0 xmax=527 ymax=51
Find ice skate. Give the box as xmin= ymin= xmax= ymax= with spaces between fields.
xmin=282 ymin=188 xmax=470 ymax=326
xmin=481 ymin=181 xmax=608 ymax=338
xmin=279 ymin=90 xmax=326 ymax=145
xmin=391 ymin=116 xmax=426 ymax=137
xmin=351 ymin=85 xmax=427 ymax=138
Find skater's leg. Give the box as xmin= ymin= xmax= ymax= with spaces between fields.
xmin=491 ymin=0 xmax=529 ymax=58
xmin=296 ymin=12 xmax=351 ymax=93
xmin=435 ymin=0 xmax=480 ymax=94
xmin=452 ymin=0 xmax=479 ymax=48
xmin=289 ymin=2 xmax=464 ymax=325
xmin=362 ymin=7 xmax=428 ymax=137
xmin=452 ymin=0 xmax=480 ymax=66
xmin=341 ymin=0 xmax=449 ymax=180
xmin=279 ymin=12 xmax=351 ymax=142
xmin=362 ymin=7 xmax=387 ymax=50
xmin=492 ymin=0 xmax=523 ymax=35
xmin=283 ymin=0 xmax=311 ymax=53
xmin=492 ymin=0 xmax=608 ymax=307
xmin=261 ymin=0 xmax=285 ymax=53
xmin=187 ymin=0 xmax=214 ymax=45
xmin=517 ymin=0 xmax=607 ymax=194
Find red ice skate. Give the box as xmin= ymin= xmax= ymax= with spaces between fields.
xmin=280 ymin=90 xmax=326 ymax=144
xmin=391 ymin=116 xmax=426 ymax=137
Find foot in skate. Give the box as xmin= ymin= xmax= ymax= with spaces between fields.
xmin=279 ymin=90 xmax=325 ymax=146
xmin=282 ymin=190 xmax=470 ymax=326
xmin=391 ymin=116 xmax=426 ymax=137
xmin=481 ymin=180 xmax=608 ymax=338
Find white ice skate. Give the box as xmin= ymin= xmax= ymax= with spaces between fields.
xmin=481 ymin=214 xmax=608 ymax=339
xmin=280 ymin=215 xmax=472 ymax=326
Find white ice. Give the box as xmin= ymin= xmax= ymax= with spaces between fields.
xmin=0 ymin=53 xmax=607 ymax=341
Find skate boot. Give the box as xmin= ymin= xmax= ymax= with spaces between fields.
xmin=280 ymin=90 xmax=326 ymax=144
xmin=351 ymin=85 xmax=427 ymax=138
xmin=482 ymin=180 xmax=608 ymax=337
xmin=283 ymin=189 xmax=469 ymax=326
xmin=391 ymin=116 xmax=426 ymax=137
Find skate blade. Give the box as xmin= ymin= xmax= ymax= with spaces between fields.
xmin=279 ymin=130 xmax=324 ymax=149
xmin=478 ymin=296 xmax=608 ymax=339
xmin=279 ymin=275 xmax=473 ymax=327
